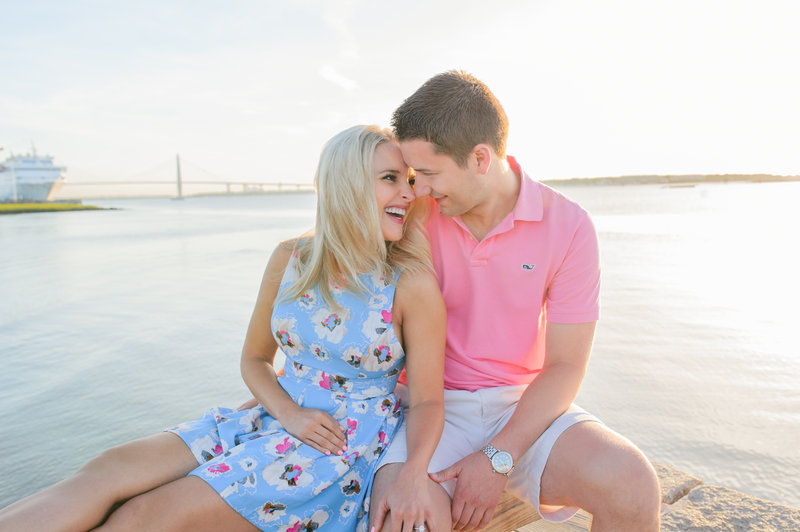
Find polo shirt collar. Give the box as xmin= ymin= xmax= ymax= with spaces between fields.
xmin=507 ymin=155 xmax=543 ymax=223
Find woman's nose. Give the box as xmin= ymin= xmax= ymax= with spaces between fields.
xmin=401 ymin=180 xmax=416 ymax=200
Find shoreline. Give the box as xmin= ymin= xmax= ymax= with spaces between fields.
xmin=542 ymin=173 xmax=800 ymax=187
xmin=0 ymin=202 xmax=108 ymax=215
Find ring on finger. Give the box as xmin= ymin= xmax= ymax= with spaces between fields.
xmin=413 ymin=526 xmax=427 ymax=532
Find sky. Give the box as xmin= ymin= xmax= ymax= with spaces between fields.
xmin=1 ymin=0 xmax=798 ymax=184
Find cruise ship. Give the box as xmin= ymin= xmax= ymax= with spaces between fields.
xmin=0 ymin=148 xmax=66 ymax=202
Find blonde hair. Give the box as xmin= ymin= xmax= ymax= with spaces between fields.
xmin=281 ymin=125 xmax=432 ymax=308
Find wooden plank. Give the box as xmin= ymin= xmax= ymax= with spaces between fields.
xmin=484 ymin=492 xmax=541 ymax=532
xmin=483 ymin=492 xmax=592 ymax=532
xmin=516 ymin=510 xmax=592 ymax=531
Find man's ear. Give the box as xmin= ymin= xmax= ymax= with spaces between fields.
xmin=471 ymin=144 xmax=493 ymax=175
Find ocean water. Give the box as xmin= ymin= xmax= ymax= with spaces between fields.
xmin=1 ymin=184 xmax=798 ymax=509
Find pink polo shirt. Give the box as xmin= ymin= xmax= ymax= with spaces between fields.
xmin=423 ymin=156 xmax=600 ymax=391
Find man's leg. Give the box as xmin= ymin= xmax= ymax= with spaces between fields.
xmin=539 ymin=422 xmax=660 ymax=532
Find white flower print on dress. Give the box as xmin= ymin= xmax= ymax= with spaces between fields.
xmin=352 ymin=400 xmax=368 ymax=415
xmin=312 ymin=370 xmax=352 ymax=394
xmin=266 ymin=434 xmax=300 ymax=456
xmin=239 ymin=457 xmax=258 ymax=471
xmin=368 ymin=293 xmax=388 ymax=309
xmin=340 ymin=500 xmax=357 ymax=519
xmin=361 ymin=331 xmax=402 ymax=372
xmin=236 ymin=408 xmax=263 ymax=433
xmin=361 ymin=310 xmax=392 ymax=341
xmin=311 ymin=478 xmax=334 ymax=496
xmin=339 ymin=469 xmax=364 ymax=497
xmin=189 ymin=434 xmax=224 ymax=463
xmin=342 ymin=346 xmax=363 ymax=369
xmin=298 ymin=289 xmax=317 ymax=309
xmin=309 ymin=343 xmax=329 ymax=361
xmin=281 ymin=253 xmax=301 ymax=284
xmin=279 ymin=509 xmax=329 ymax=531
xmin=328 ymin=278 xmax=345 ymax=295
xmin=273 ymin=317 xmax=303 ymax=358
xmin=364 ymin=429 xmax=390 ymax=463
xmin=329 ymin=449 xmax=361 ymax=477
xmin=202 ymin=461 xmax=232 ymax=477
xmin=219 ymin=472 xmax=258 ymax=501
xmin=289 ymin=361 xmax=310 ymax=378
xmin=254 ymin=500 xmax=287 ymax=524
xmin=312 ymin=307 xmax=349 ymax=344
xmin=332 ymin=401 xmax=348 ymax=420
xmin=369 ymin=269 xmax=392 ymax=290
xmin=373 ymin=396 xmax=397 ymax=417
xmin=262 ymin=416 xmax=283 ymax=433
xmin=263 ymin=455 xmax=315 ymax=491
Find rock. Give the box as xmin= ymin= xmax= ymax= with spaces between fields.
xmin=660 ymin=484 xmax=800 ymax=531
xmin=653 ymin=462 xmax=703 ymax=505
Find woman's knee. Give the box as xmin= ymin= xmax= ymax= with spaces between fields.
xmin=79 ymin=445 xmax=126 ymax=473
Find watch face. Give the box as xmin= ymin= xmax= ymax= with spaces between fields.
xmin=491 ymin=451 xmax=514 ymax=474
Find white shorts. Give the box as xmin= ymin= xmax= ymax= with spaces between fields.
xmin=378 ymin=383 xmax=602 ymax=522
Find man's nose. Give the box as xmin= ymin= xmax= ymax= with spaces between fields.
xmin=411 ymin=175 xmax=432 ymax=197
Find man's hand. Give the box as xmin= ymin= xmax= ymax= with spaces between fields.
xmin=280 ymin=404 xmax=347 ymax=456
xmin=429 ymin=452 xmax=508 ymax=530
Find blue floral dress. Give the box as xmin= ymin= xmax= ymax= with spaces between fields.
xmin=167 ymin=253 xmax=405 ymax=531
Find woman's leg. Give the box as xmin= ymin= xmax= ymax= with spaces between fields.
xmin=0 ymin=432 xmax=198 ymax=532
xmin=93 ymin=475 xmax=258 ymax=532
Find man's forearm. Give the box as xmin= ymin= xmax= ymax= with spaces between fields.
xmin=487 ymin=361 xmax=586 ymax=460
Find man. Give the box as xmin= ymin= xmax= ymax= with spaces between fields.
xmin=369 ymin=71 xmax=660 ymax=532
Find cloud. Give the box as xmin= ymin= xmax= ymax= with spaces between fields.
xmin=316 ymin=0 xmax=360 ymax=92
xmin=318 ymin=64 xmax=359 ymax=92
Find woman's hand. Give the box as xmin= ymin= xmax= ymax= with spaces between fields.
xmin=236 ymin=397 xmax=259 ymax=411
xmin=280 ymin=404 xmax=348 ymax=456
xmin=371 ymin=465 xmax=447 ymax=532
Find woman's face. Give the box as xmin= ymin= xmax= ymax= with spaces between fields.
xmin=372 ymin=142 xmax=415 ymax=242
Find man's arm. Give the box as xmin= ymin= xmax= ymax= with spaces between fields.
xmin=430 ymin=321 xmax=596 ymax=531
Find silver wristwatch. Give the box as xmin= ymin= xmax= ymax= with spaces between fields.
xmin=481 ymin=444 xmax=515 ymax=476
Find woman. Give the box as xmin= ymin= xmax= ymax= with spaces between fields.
xmin=0 ymin=125 xmax=446 ymax=532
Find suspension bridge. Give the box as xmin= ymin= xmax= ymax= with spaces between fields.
xmin=56 ymin=155 xmax=314 ymax=200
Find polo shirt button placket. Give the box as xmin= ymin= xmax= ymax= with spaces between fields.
xmin=470 ymin=237 xmax=491 ymax=267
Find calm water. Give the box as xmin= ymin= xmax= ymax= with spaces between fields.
xmin=1 ymin=184 xmax=799 ymax=509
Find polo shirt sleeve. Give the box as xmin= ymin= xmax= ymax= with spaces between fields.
xmin=545 ymin=213 xmax=600 ymax=323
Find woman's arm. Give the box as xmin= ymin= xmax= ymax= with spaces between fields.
xmin=377 ymin=268 xmax=446 ymax=529
xmin=239 ymin=241 xmax=346 ymax=456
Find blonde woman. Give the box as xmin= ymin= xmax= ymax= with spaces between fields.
xmin=0 ymin=126 xmax=447 ymax=532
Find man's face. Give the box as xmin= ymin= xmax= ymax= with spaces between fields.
xmin=398 ymin=139 xmax=480 ymax=218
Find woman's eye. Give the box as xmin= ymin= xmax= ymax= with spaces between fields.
xmin=382 ymin=174 xmax=397 ymax=182
xmin=408 ymin=177 xmax=416 ymax=186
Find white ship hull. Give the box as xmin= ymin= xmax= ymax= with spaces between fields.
xmin=0 ymin=152 xmax=66 ymax=202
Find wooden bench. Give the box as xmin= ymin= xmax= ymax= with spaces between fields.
xmin=483 ymin=492 xmax=592 ymax=532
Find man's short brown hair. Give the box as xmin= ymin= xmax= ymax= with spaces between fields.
xmin=391 ymin=70 xmax=509 ymax=167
